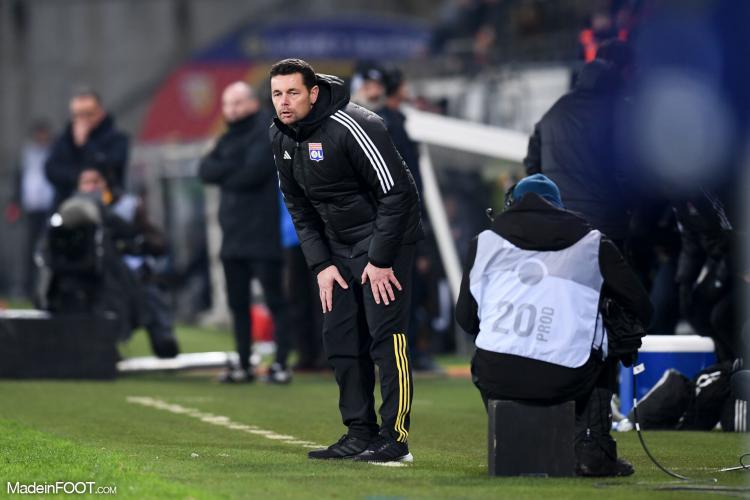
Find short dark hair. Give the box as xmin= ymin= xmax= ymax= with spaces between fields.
xmin=70 ymin=85 xmax=102 ymax=104
xmin=270 ymin=58 xmax=317 ymax=90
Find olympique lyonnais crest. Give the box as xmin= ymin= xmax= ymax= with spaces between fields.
xmin=308 ymin=143 xmax=324 ymax=162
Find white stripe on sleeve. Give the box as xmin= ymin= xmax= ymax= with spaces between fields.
xmin=332 ymin=111 xmax=394 ymax=192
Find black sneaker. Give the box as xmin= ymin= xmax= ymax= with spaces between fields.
xmin=575 ymin=435 xmax=634 ymax=477
xmin=576 ymin=457 xmax=634 ymax=477
xmin=307 ymin=435 xmax=371 ymax=460
xmin=353 ymin=435 xmax=413 ymax=464
xmin=265 ymin=362 xmax=292 ymax=384
xmin=217 ymin=368 xmax=255 ymax=384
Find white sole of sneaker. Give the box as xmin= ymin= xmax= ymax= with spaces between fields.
xmin=368 ymin=453 xmax=414 ymax=466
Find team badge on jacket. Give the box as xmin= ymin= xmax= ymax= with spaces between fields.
xmin=308 ymin=143 xmax=324 ymax=162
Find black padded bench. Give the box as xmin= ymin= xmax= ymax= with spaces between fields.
xmin=0 ymin=310 xmax=119 ymax=379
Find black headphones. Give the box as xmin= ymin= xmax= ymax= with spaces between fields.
xmin=485 ymin=182 xmax=518 ymax=222
xmin=503 ymin=182 xmax=518 ymax=210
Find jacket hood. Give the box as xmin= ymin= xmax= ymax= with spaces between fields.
xmin=273 ymin=73 xmax=350 ymax=142
xmin=493 ymin=193 xmax=592 ymax=251
xmin=575 ymin=59 xmax=623 ymax=94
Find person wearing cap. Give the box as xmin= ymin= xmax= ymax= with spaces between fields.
xmin=378 ymin=68 xmax=438 ymax=372
xmin=350 ymin=62 xmax=386 ymax=112
xmin=455 ymin=173 xmax=652 ymax=477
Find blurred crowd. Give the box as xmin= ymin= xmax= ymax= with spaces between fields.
xmin=2 ymin=0 xmax=747 ymax=382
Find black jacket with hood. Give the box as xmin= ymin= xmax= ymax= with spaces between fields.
xmin=45 ymin=115 xmax=129 ymax=208
xmin=199 ymin=111 xmax=281 ymax=260
xmin=455 ymin=193 xmax=653 ymax=341
xmin=270 ymin=74 xmax=422 ymax=274
xmin=523 ymin=60 xmax=631 ymax=241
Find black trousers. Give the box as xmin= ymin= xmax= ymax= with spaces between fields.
xmin=222 ymin=258 xmax=291 ymax=370
xmin=284 ymin=246 xmax=323 ymax=367
xmin=24 ymin=210 xmax=49 ymax=299
xmin=324 ymin=244 xmax=415 ymax=442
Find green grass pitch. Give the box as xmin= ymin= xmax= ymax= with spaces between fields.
xmin=0 ymin=326 xmax=747 ymax=499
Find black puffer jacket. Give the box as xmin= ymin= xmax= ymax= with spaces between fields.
xmin=270 ymin=74 xmax=422 ymax=274
xmin=523 ymin=61 xmax=631 ymax=241
xmin=199 ymin=111 xmax=280 ymax=260
xmin=673 ymin=190 xmax=734 ymax=285
xmin=45 ymin=115 xmax=129 ymax=207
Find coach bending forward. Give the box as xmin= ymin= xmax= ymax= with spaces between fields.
xmin=269 ymin=59 xmax=423 ymax=463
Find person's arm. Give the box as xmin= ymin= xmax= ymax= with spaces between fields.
xmin=337 ymin=111 xmax=419 ymax=268
xmin=455 ymin=236 xmax=480 ymax=336
xmin=523 ymin=122 xmax=542 ymax=175
xmin=222 ymin=135 xmax=277 ymax=190
xmin=272 ymin=131 xmax=332 ymax=275
xmin=599 ymin=237 xmax=653 ymax=326
xmin=133 ymin=200 xmax=167 ymax=256
xmin=198 ymin=136 xmax=237 ymax=185
xmin=44 ymin=132 xmax=79 ymax=194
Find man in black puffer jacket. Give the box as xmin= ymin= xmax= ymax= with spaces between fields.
xmin=523 ymin=41 xmax=635 ymax=246
xmin=269 ymin=58 xmax=422 ymax=464
xmin=199 ymin=81 xmax=290 ymax=384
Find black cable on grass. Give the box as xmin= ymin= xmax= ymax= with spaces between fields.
xmin=630 ymin=364 xmax=710 ymax=482
xmin=719 ymin=452 xmax=750 ymax=472
xmin=631 ymin=362 xmax=748 ymax=478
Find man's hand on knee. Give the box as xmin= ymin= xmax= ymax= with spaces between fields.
xmin=317 ymin=265 xmax=348 ymax=313
xmin=361 ymin=263 xmax=402 ymax=306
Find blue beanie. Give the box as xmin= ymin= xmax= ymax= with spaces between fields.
xmin=512 ymin=173 xmax=563 ymax=208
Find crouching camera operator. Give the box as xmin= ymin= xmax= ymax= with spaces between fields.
xmin=37 ymin=167 xmax=179 ymax=358
xmin=455 ymin=174 xmax=653 ymax=477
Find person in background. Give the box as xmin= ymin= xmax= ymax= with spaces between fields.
xmin=199 ymin=81 xmax=292 ymax=384
xmin=5 ymin=120 xmax=55 ymax=298
xmin=76 ymin=166 xmax=179 ymax=358
xmin=279 ymin=193 xmax=325 ymax=372
xmin=378 ymin=68 xmax=421 ymax=193
xmin=378 ymin=68 xmax=437 ymax=371
xmin=45 ymin=88 xmax=129 ymax=208
xmin=350 ymin=62 xmax=386 ymax=112
xmin=524 ymin=40 xmax=636 ymax=251
xmin=673 ymin=189 xmax=739 ymax=362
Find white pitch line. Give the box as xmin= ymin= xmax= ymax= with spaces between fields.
xmin=127 ymin=396 xmax=324 ymax=449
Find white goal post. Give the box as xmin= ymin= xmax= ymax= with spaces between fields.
xmin=403 ymin=107 xmax=528 ymax=303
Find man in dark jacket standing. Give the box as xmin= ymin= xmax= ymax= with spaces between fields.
xmin=456 ymin=174 xmax=653 ymax=476
xmin=269 ymin=59 xmax=422 ymax=463
xmin=199 ymin=81 xmax=291 ymax=384
xmin=673 ymin=189 xmax=738 ymax=362
xmin=523 ymin=41 xmax=634 ymax=246
xmin=45 ymin=88 xmax=129 ymax=208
